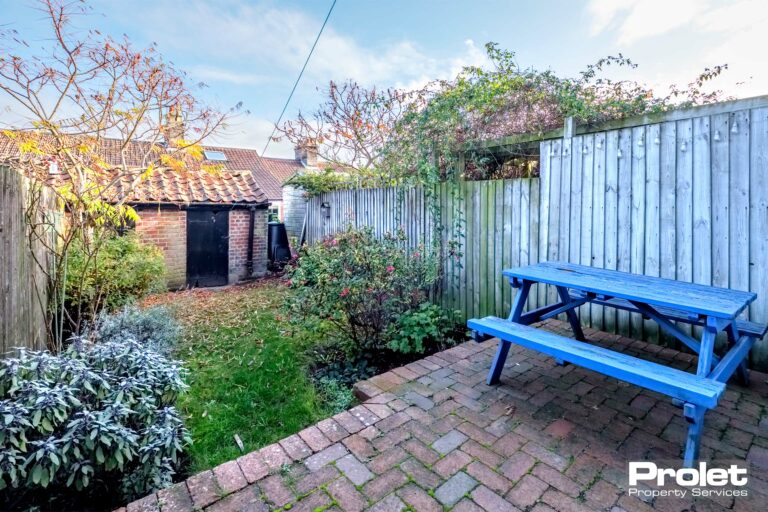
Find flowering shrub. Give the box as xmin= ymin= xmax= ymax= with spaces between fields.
xmin=0 ymin=340 xmax=189 ymax=508
xmin=284 ymin=227 xmax=456 ymax=356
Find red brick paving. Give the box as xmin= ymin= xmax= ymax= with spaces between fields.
xmin=122 ymin=320 xmax=768 ymax=511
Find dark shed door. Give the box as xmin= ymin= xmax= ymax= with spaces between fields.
xmin=187 ymin=209 xmax=229 ymax=287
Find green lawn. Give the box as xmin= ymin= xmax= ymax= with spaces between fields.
xmin=148 ymin=279 xmax=327 ymax=473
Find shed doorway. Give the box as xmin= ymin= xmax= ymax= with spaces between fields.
xmin=187 ymin=209 xmax=229 ymax=287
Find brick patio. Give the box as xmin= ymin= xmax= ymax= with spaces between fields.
xmin=122 ymin=320 xmax=768 ymax=512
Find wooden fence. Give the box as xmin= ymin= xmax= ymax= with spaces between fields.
xmin=0 ymin=165 xmax=53 ymax=355
xmin=305 ymin=180 xmax=541 ymax=330
xmin=305 ymin=96 xmax=768 ymax=369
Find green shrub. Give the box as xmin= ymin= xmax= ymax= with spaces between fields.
xmin=90 ymin=305 xmax=180 ymax=356
xmin=0 ymin=340 xmax=189 ymax=508
xmin=65 ymin=233 xmax=166 ymax=322
xmin=315 ymin=377 xmax=356 ymax=414
xmin=312 ymin=359 xmax=376 ymax=388
xmin=386 ymin=303 xmax=460 ymax=354
xmin=285 ymin=227 xmax=441 ymax=354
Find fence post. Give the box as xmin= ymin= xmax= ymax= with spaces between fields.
xmin=563 ymin=116 xmax=575 ymax=139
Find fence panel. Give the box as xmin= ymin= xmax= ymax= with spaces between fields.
xmin=0 ymin=166 xmax=52 ymax=355
xmin=541 ymin=102 xmax=768 ymax=368
xmin=304 ymin=97 xmax=768 ymax=369
xmin=306 ymin=181 xmax=539 ymax=322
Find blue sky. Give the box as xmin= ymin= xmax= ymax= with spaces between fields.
xmin=2 ymin=0 xmax=766 ymax=158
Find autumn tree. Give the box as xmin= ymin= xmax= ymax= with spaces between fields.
xmin=0 ymin=0 xmax=231 ymax=348
xmin=277 ymin=80 xmax=412 ymax=172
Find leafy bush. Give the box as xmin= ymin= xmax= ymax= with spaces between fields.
xmin=386 ymin=303 xmax=460 ymax=354
xmin=288 ymin=168 xmax=393 ymax=198
xmin=312 ymin=359 xmax=377 ymax=388
xmin=0 ymin=340 xmax=189 ymax=509
xmin=315 ymin=377 xmax=356 ymax=414
xmin=65 ymin=233 xmax=166 ymax=326
xmin=90 ymin=305 xmax=180 ymax=356
xmin=285 ymin=227 xmax=443 ymax=354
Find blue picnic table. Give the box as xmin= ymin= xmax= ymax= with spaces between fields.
xmin=468 ymin=261 xmax=768 ymax=467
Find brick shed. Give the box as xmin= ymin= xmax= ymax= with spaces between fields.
xmin=0 ymin=135 xmax=276 ymax=288
xmin=126 ymin=165 xmax=270 ymax=288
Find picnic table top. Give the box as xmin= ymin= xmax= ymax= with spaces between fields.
xmin=503 ymin=262 xmax=757 ymax=320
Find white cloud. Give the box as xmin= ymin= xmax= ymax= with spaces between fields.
xmin=395 ymin=39 xmax=491 ymax=92
xmin=587 ymin=0 xmax=705 ymax=45
xmin=585 ymin=0 xmax=768 ymax=98
xmin=208 ymin=116 xmax=295 ymax=158
xmin=105 ymin=0 xmax=487 ymax=89
xmin=188 ymin=65 xmax=268 ymax=86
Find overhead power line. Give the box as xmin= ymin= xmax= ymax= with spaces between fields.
xmin=261 ymin=0 xmax=337 ymax=157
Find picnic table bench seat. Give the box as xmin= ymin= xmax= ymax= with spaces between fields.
xmin=468 ymin=317 xmax=726 ymax=408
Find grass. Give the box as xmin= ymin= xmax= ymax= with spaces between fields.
xmin=145 ymin=278 xmax=327 ymax=473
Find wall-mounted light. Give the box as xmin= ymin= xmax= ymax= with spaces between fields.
xmin=617 ymin=148 xmax=623 ymax=158
xmin=680 ymin=140 xmax=687 ymax=152
xmin=320 ymin=202 xmax=331 ymax=219
xmin=596 ymin=139 xmax=603 ymax=150
xmin=654 ymin=135 xmax=661 ymax=145
xmin=582 ymin=145 xmax=588 ymax=154
xmin=637 ymin=135 xmax=644 ymax=147
xmin=731 ymin=121 xmax=739 ymax=134
xmin=714 ymin=130 xmax=721 ymax=142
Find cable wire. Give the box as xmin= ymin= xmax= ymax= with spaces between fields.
xmin=261 ymin=0 xmax=337 ymax=156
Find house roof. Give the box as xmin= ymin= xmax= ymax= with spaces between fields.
xmin=113 ymin=167 xmax=268 ymax=205
xmin=0 ymin=134 xmax=287 ymax=205
xmin=253 ymin=156 xmax=305 ymax=200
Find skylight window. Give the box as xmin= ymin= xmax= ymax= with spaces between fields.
xmin=203 ymin=150 xmax=228 ymax=162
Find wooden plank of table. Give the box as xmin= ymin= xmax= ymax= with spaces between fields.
xmin=503 ymin=262 xmax=755 ymax=319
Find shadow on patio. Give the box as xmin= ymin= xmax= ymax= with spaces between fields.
xmin=122 ymin=320 xmax=768 ymax=512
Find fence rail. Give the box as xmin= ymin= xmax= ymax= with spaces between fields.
xmin=305 ymin=96 xmax=768 ymax=369
xmin=0 ymin=165 xmax=52 ymax=355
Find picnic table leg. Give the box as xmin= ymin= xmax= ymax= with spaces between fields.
xmin=696 ymin=321 xmax=717 ymax=376
xmin=487 ymin=341 xmax=512 ymax=385
xmin=683 ymin=403 xmax=705 ymax=467
xmin=726 ymin=323 xmax=750 ymax=386
xmin=556 ymin=286 xmax=586 ymax=341
xmin=488 ymin=281 xmax=532 ymax=385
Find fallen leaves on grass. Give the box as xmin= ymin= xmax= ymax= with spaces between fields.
xmin=144 ymin=277 xmax=326 ymax=472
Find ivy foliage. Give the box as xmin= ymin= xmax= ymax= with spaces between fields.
xmin=0 ymin=339 xmax=189 ymax=508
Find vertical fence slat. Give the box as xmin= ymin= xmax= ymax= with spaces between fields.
xmin=537 ymin=141 xmax=551 ymax=309
xmin=676 ymin=119 xmax=694 ymax=340
xmin=644 ymin=124 xmax=661 ymax=343
xmin=591 ymin=133 xmax=606 ymax=330
xmin=749 ymin=107 xmax=768 ymax=367
xmin=616 ymin=128 xmax=633 ymax=335
xmin=579 ymin=134 xmax=594 ymax=327
xmin=630 ymin=125 xmax=646 ymax=340
xmin=494 ymin=181 xmax=504 ymax=316
xmin=604 ymin=130 xmax=620 ymax=333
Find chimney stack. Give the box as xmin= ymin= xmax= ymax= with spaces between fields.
xmin=164 ymin=105 xmax=185 ymax=146
xmin=294 ymin=140 xmax=318 ymax=167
